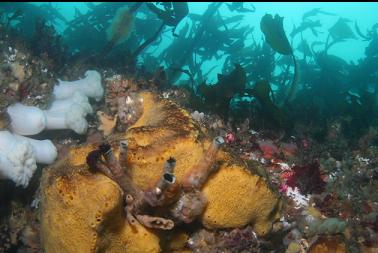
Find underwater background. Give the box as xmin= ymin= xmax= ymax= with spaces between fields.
xmin=30 ymin=2 xmax=378 ymax=80
xmin=0 ymin=2 xmax=378 ymax=253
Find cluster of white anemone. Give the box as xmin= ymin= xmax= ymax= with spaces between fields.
xmin=0 ymin=70 xmax=103 ymax=187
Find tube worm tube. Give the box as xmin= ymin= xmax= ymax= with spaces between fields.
xmin=86 ymin=150 xmax=111 ymax=176
xmin=183 ymin=136 xmax=225 ymax=189
xmin=125 ymin=194 xmax=138 ymax=225
xmin=119 ymin=139 xmax=129 ymax=169
xmin=144 ymin=157 xmax=178 ymax=207
xmin=135 ymin=214 xmax=174 ymax=230
xmin=99 ymin=143 xmax=141 ymax=198
xmin=155 ymin=157 xmax=176 ymax=194
xmin=125 ymin=194 xmax=175 ymax=230
xmin=87 ymin=144 xmax=176 ymax=229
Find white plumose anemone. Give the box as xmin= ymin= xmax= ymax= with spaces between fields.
xmin=0 ymin=131 xmax=57 ymax=187
xmin=48 ymin=91 xmax=93 ymax=115
xmin=53 ymin=70 xmax=103 ymax=102
xmin=0 ymin=131 xmax=37 ymax=187
xmin=7 ymin=89 xmax=95 ymax=136
xmin=7 ymin=103 xmax=89 ymax=135
xmin=1 ymin=70 xmax=104 ymax=187
xmin=14 ymin=134 xmax=57 ymax=165
xmin=7 ymin=103 xmax=46 ymax=135
xmin=7 ymin=71 xmax=102 ymax=135
xmin=44 ymin=103 xmax=89 ymax=134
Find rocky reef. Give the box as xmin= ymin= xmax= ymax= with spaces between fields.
xmin=1 ymin=3 xmax=378 ymax=252
xmin=39 ymin=91 xmax=281 ymax=252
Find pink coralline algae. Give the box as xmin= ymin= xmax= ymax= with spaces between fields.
xmin=279 ymin=170 xmax=295 ymax=193
xmin=279 ymin=183 xmax=289 ymax=193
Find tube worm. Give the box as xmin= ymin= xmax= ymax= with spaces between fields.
xmin=183 ymin=136 xmax=225 ymax=189
xmin=135 ymin=214 xmax=174 ymax=230
xmin=86 ymin=149 xmax=115 ymax=181
xmin=99 ymin=143 xmax=141 ymax=198
xmin=169 ymin=137 xmax=225 ymax=224
xmin=125 ymin=194 xmax=174 ymax=230
xmin=119 ymin=139 xmax=129 ymax=168
xmin=124 ymin=194 xmax=139 ymax=225
xmin=86 ymin=143 xmax=144 ymax=210
xmin=156 ymin=157 xmax=176 ymax=190
xmin=144 ymin=157 xmax=178 ymax=207
xmin=86 ymin=143 xmax=175 ymax=230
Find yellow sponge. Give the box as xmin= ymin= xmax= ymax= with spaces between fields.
xmin=40 ymin=163 xmax=160 ymax=253
xmin=40 ymin=91 xmax=280 ymax=252
xmin=201 ymin=164 xmax=281 ymax=236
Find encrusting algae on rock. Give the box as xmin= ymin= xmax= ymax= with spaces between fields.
xmin=40 ymin=91 xmax=281 ymax=252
